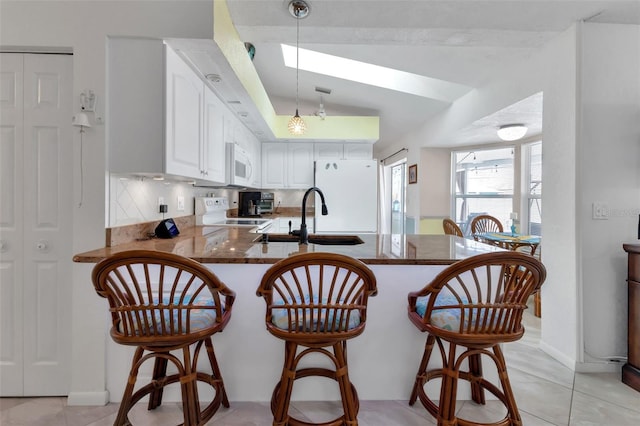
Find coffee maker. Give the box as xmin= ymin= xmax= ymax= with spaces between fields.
xmin=238 ymin=191 xmax=262 ymax=217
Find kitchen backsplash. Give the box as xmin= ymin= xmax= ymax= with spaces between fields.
xmin=108 ymin=174 xmax=310 ymax=227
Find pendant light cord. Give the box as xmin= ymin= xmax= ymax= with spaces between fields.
xmin=295 ymin=11 xmax=300 ymax=113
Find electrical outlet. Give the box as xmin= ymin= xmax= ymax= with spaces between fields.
xmin=177 ymin=196 xmax=185 ymax=212
xmin=592 ymin=202 xmax=609 ymax=220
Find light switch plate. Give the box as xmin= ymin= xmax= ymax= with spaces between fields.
xmin=177 ymin=196 xmax=185 ymax=212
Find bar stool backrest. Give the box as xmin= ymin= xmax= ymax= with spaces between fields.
xmin=257 ymin=252 xmax=377 ymax=343
xmin=92 ymin=250 xmax=235 ymax=346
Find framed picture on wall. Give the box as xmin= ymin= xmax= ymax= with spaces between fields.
xmin=408 ymin=164 xmax=418 ymax=184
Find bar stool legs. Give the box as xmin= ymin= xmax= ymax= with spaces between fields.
xmin=112 ymin=338 xmax=230 ymax=426
xmin=409 ymin=334 xmax=523 ymax=426
xmin=271 ymin=341 xmax=360 ymax=426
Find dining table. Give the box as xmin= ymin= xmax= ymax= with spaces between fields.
xmin=475 ymin=231 xmax=541 ymax=256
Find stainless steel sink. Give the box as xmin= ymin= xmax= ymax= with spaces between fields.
xmin=254 ymin=233 xmax=364 ymax=245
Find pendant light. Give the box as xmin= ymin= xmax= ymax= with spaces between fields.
xmin=287 ymin=0 xmax=309 ymax=135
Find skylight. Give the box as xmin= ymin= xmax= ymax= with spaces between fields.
xmin=281 ymin=44 xmax=470 ymax=103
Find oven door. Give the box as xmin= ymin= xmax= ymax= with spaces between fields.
xmin=226 ymin=143 xmax=253 ymax=187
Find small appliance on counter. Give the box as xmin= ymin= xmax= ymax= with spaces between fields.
xmin=238 ymin=191 xmax=274 ymax=216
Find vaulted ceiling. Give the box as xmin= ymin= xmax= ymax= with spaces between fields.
xmin=223 ymin=0 xmax=639 ymax=149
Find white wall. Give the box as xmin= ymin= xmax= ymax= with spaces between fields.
xmin=419 ymin=148 xmax=451 ymax=218
xmin=1 ymin=0 xmax=215 ymax=404
xmin=578 ymin=23 xmax=640 ymax=364
xmin=386 ymin=24 xmax=581 ymax=368
xmin=378 ymin=21 xmax=640 ymax=371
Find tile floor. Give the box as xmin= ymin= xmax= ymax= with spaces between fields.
xmin=2 ymin=308 xmax=639 ymax=425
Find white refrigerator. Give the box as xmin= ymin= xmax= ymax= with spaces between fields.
xmin=314 ymin=159 xmax=378 ymax=233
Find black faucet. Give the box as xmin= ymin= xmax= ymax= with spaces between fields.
xmin=299 ymin=187 xmax=328 ymax=245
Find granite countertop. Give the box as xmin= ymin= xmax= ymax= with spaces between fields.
xmin=73 ymin=222 xmax=504 ymax=265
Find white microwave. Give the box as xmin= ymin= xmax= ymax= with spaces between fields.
xmin=226 ymin=143 xmax=253 ymax=187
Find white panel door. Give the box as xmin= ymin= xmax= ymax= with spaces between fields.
xmin=0 ymin=53 xmax=25 ymax=396
xmin=0 ymin=53 xmax=72 ymax=396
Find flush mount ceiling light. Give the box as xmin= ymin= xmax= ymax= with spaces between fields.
xmin=287 ymin=0 xmax=309 ymax=136
xmin=497 ymin=124 xmax=528 ymax=141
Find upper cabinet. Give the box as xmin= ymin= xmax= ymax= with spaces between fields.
xmin=108 ymin=38 xmax=226 ymax=185
xmin=202 ymin=88 xmax=227 ymax=183
xmin=262 ymin=142 xmax=314 ymax=189
xmin=314 ymin=142 xmax=373 ymax=160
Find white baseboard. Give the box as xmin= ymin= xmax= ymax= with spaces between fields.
xmin=67 ymin=390 xmax=110 ymax=406
xmin=539 ymin=340 xmax=576 ymax=370
xmin=574 ymin=361 xmax=623 ymax=373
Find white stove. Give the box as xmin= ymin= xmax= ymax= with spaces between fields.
xmin=195 ymin=197 xmax=273 ymax=232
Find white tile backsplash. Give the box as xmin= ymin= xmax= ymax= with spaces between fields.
xmin=108 ymin=175 xmax=266 ymax=226
xmin=109 ymin=175 xmax=200 ymax=226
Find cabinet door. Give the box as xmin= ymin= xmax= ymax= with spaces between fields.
xmin=203 ymin=87 xmax=226 ymax=183
xmin=247 ymin=132 xmax=262 ymax=188
xmin=262 ymin=143 xmax=287 ymax=188
xmin=165 ymin=46 xmax=203 ymax=179
xmin=287 ymin=143 xmax=314 ymax=188
xmin=314 ymin=142 xmax=344 ymax=159
xmin=344 ymin=143 xmax=373 ymax=159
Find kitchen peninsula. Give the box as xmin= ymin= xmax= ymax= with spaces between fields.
xmin=74 ymin=223 xmax=504 ymax=403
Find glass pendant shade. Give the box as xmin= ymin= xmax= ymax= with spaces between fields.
xmin=288 ymin=110 xmax=306 ymax=135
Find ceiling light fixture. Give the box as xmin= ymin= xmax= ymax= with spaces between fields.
xmin=287 ymin=0 xmax=309 ymax=136
xmin=497 ymin=124 xmax=528 ymax=141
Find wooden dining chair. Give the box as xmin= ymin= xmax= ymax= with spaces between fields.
xmin=407 ymin=251 xmax=546 ymax=426
xmin=442 ymin=218 xmax=464 ymax=237
xmin=257 ymin=252 xmax=378 ymax=426
xmin=470 ymin=214 xmax=505 ymax=248
xmin=91 ymin=250 xmax=236 ymax=426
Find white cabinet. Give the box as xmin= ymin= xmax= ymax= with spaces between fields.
xmin=262 ymin=143 xmax=287 ymax=188
xmin=262 ymin=142 xmax=313 ymax=189
xmin=247 ymin=132 xmax=262 ymax=188
xmin=108 ymin=38 xmax=226 ymax=184
xmin=314 ymin=143 xmax=344 ymax=159
xmin=314 ymin=142 xmax=373 ymax=160
xmin=225 ymin=111 xmax=261 ymax=188
xmin=203 ymin=88 xmax=227 ymax=183
xmin=288 ymin=143 xmax=314 ymax=188
xmin=165 ymin=46 xmax=203 ymax=180
xmin=344 ymin=143 xmax=373 ymax=159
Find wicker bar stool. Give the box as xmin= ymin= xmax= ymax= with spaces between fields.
xmin=407 ymin=252 xmax=546 ymax=426
xmin=257 ymin=252 xmax=378 ymax=426
xmin=91 ymin=250 xmax=235 ymax=426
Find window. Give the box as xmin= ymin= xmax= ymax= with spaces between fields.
xmin=524 ymin=141 xmax=542 ymax=235
xmin=453 ymin=147 xmax=514 ymax=235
